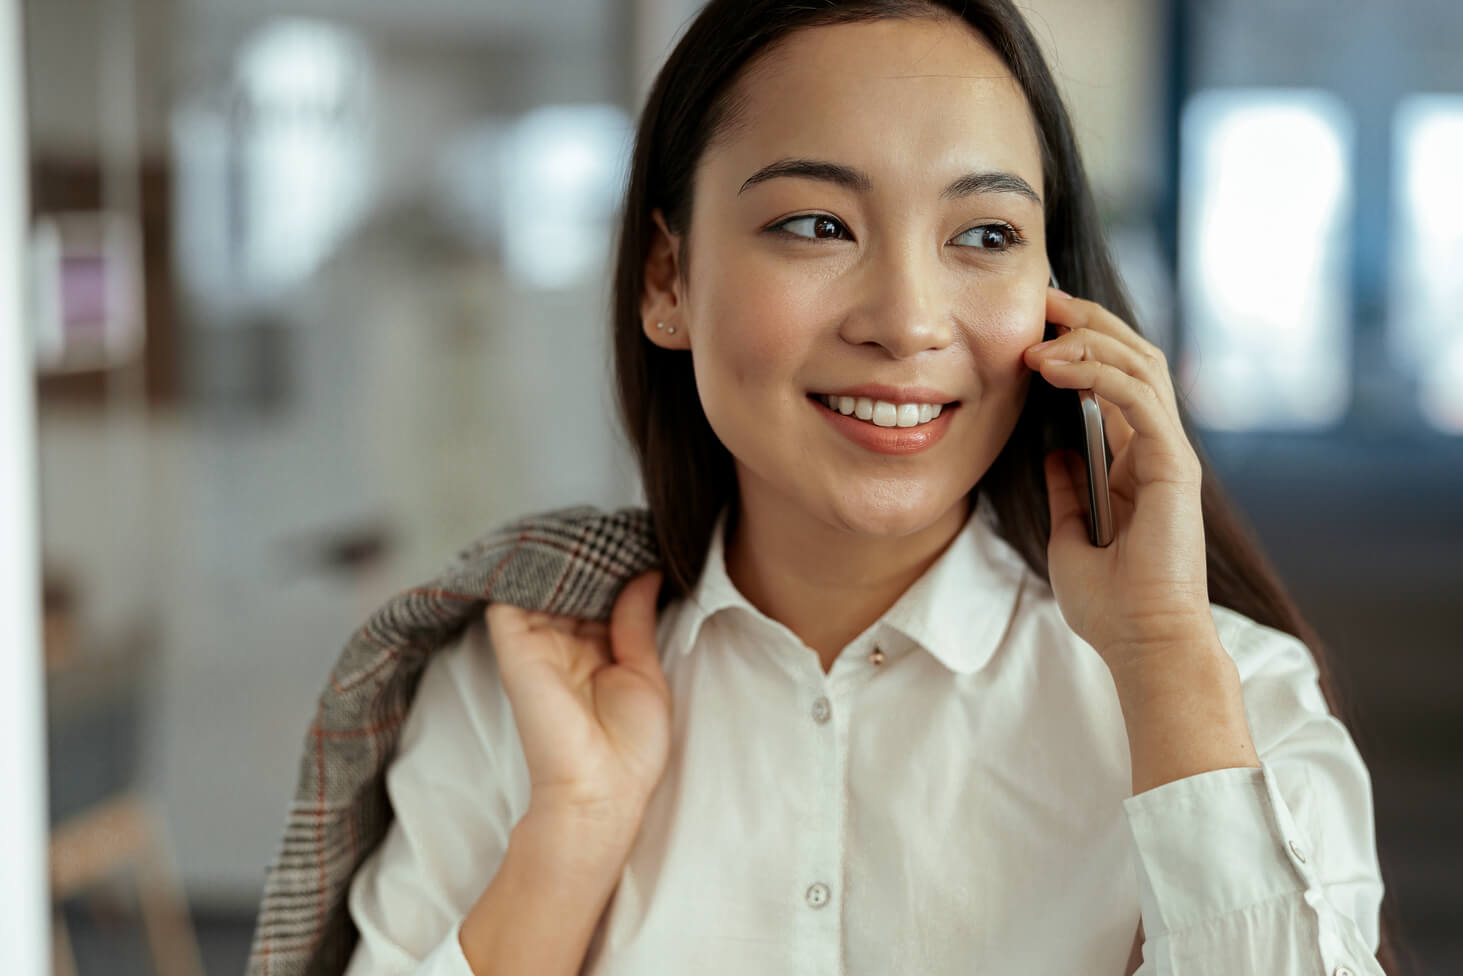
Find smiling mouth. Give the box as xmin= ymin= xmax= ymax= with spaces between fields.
xmin=807 ymin=393 xmax=958 ymax=428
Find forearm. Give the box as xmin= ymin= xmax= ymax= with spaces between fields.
xmin=458 ymin=806 xmax=637 ymax=976
xmin=1106 ymin=633 xmax=1260 ymax=796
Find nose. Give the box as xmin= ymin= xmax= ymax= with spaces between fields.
xmin=837 ymin=244 xmax=956 ymax=358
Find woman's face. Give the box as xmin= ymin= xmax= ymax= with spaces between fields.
xmin=644 ymin=16 xmax=1050 ymax=539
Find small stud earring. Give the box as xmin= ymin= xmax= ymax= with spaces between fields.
xmin=655 ymin=321 xmax=664 ymax=330
xmin=667 ymin=326 xmax=677 ymax=334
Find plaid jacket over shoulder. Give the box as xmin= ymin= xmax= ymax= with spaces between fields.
xmin=246 ymin=505 xmax=660 ymax=976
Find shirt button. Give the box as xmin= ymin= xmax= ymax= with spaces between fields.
xmin=1334 ymin=967 xmax=1354 ymax=976
xmin=1288 ymin=839 xmax=1307 ymax=864
xmin=869 ymin=646 xmax=886 ymax=667
xmin=805 ymin=882 xmax=830 ymax=908
xmin=810 ymin=696 xmax=831 ymax=724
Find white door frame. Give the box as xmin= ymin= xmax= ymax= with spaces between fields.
xmin=0 ymin=0 xmax=50 ymax=973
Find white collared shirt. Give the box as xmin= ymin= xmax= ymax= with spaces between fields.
xmin=342 ymin=497 xmax=1386 ymax=975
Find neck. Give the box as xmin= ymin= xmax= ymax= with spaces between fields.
xmin=724 ymin=485 xmax=971 ymax=672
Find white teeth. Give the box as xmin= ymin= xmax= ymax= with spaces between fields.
xmin=819 ymin=393 xmax=948 ymax=428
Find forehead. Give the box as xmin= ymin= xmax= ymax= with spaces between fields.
xmin=705 ymin=16 xmax=1043 ymax=192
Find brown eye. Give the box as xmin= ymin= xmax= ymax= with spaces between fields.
xmin=771 ymin=214 xmax=852 ymax=240
xmin=954 ymin=222 xmax=1024 ymax=252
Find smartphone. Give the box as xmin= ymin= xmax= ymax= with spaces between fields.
xmin=1043 ymin=273 xmax=1114 ymax=547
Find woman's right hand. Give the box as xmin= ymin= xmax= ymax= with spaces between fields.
xmin=486 ymin=570 xmax=672 ymax=839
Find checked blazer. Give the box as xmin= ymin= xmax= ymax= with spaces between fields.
xmin=245 ymin=505 xmax=661 ymax=976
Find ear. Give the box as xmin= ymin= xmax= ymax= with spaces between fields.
xmin=640 ymin=208 xmax=688 ymax=349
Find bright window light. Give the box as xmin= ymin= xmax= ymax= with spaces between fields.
xmin=236 ymin=20 xmax=373 ymax=300
xmin=1177 ymin=89 xmax=1353 ymax=431
xmin=172 ymin=19 xmax=373 ymax=314
xmin=1389 ymin=94 xmax=1463 ymax=434
xmin=499 ymin=104 xmax=632 ymax=290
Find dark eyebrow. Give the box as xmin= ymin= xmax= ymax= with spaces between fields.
xmin=737 ymin=157 xmax=1042 ymax=206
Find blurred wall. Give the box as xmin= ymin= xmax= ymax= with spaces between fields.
xmin=23 ymin=0 xmax=176 ymax=158
xmin=30 ymin=0 xmax=633 ymax=903
xmin=1027 ymin=0 xmax=1164 ymax=208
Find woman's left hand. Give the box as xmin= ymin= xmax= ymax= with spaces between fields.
xmin=1022 ymin=286 xmax=1217 ymax=671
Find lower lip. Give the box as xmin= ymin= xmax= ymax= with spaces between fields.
xmin=810 ymin=396 xmax=959 ymax=455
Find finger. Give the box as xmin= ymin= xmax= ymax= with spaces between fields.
xmin=485 ymin=601 xmax=531 ymax=639
xmin=609 ymin=570 xmax=665 ymax=677
xmin=1096 ymin=394 xmax=1135 ymax=457
xmin=1043 ymin=449 xmax=1089 ymax=548
xmin=543 ymin=615 xmax=584 ymax=635
xmin=1044 ymin=290 xmax=1176 ymax=443
xmin=574 ymin=619 xmax=610 ymax=640
xmin=1045 ymin=288 xmax=1165 ymax=364
xmin=1027 ymin=313 xmax=1173 ymax=460
xmin=487 ymin=603 xmax=582 ymax=638
xmin=1033 ymin=358 xmax=1184 ymax=455
xmin=1025 ymin=326 xmax=1175 ymax=407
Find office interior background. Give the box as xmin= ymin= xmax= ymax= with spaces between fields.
xmin=19 ymin=0 xmax=1462 ymax=973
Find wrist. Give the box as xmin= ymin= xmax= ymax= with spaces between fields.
xmin=1104 ymin=627 xmax=1229 ymax=696
xmin=1100 ymin=612 xmax=1221 ymax=675
xmin=528 ymin=781 xmax=650 ymax=832
xmin=518 ymin=800 xmax=644 ymax=870
xmin=1105 ymin=635 xmax=1260 ymax=796
xmin=461 ymin=804 xmax=639 ymax=974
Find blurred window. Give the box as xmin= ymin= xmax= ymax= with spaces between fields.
xmin=435 ymin=104 xmax=631 ymax=291
xmin=1388 ymin=94 xmax=1463 ymax=433
xmin=1177 ymin=89 xmax=1353 ymax=431
xmin=504 ymin=105 xmax=631 ymax=290
xmin=172 ymin=19 xmax=373 ymax=316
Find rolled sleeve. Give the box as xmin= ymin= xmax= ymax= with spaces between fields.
xmin=1120 ymin=610 xmax=1386 ymax=975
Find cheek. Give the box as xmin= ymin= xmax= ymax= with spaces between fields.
xmin=968 ymin=304 xmax=1045 ymax=383
xmin=696 ymin=274 xmax=813 ymax=393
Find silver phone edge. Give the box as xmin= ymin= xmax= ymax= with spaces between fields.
xmin=1076 ymin=389 xmax=1114 ymax=547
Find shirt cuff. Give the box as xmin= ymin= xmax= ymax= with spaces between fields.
xmin=415 ymin=918 xmax=479 ymax=976
xmin=1122 ymin=762 xmax=1316 ymax=939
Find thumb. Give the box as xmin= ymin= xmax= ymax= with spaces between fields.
xmin=608 ymin=570 xmax=665 ymax=676
xmin=1043 ymin=449 xmax=1088 ymax=548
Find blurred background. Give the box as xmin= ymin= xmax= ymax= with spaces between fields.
xmin=14 ymin=0 xmax=1461 ymax=973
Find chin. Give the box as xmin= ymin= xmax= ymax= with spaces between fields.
xmin=819 ymin=483 xmax=967 ymax=539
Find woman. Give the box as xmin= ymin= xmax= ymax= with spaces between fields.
xmin=315 ymin=1 xmax=1398 ymax=973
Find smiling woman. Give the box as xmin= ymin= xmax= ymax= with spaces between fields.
xmin=637 ymin=16 xmax=1053 ymax=639
xmin=249 ymin=3 xmax=1402 ymax=976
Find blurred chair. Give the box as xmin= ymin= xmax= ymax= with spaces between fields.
xmin=44 ymin=571 xmax=204 ymax=976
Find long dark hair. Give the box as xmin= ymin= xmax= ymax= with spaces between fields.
xmin=612 ymin=1 xmax=1403 ymax=969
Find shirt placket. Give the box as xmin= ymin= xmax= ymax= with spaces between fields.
xmin=799 ymin=637 xmax=888 ymax=976
xmin=795 ymin=659 xmax=853 ymax=976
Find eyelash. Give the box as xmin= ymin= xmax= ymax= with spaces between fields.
xmin=765 ymin=213 xmax=1027 ymax=253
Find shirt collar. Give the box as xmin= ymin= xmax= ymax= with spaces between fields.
xmin=667 ymin=493 xmax=1030 ymax=675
